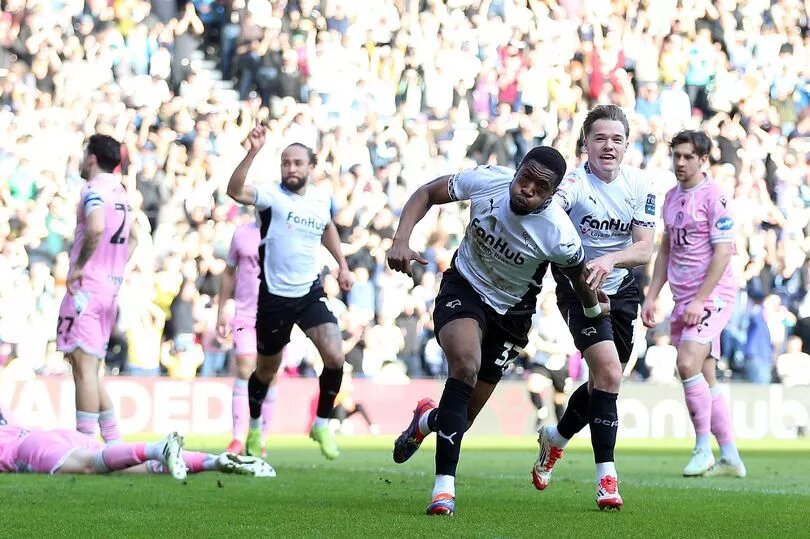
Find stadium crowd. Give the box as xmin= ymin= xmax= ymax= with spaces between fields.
xmin=0 ymin=0 xmax=809 ymax=388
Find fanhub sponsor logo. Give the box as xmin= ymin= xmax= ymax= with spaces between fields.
xmin=580 ymin=215 xmax=631 ymax=232
xmin=471 ymin=218 xmax=525 ymax=265
xmin=287 ymin=212 xmax=327 ymax=232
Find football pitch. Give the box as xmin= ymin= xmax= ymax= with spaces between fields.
xmin=1 ymin=435 xmax=807 ymax=538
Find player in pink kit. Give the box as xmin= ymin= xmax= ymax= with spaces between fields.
xmin=216 ymin=218 xmax=277 ymax=456
xmin=0 ymin=409 xmax=275 ymax=478
xmin=641 ymin=130 xmax=745 ymax=478
xmin=57 ymin=134 xmax=133 ymax=443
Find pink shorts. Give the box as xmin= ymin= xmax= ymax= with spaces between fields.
xmin=670 ymin=297 xmax=734 ymax=359
xmin=232 ymin=318 xmax=257 ymax=357
xmin=16 ymin=430 xmax=103 ymax=474
xmin=56 ymin=291 xmax=117 ymax=358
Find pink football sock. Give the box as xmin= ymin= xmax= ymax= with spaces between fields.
xmin=232 ymin=379 xmax=250 ymax=440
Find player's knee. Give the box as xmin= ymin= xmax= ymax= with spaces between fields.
xmin=235 ymin=357 xmax=257 ymax=379
xmin=591 ymin=361 xmax=622 ymax=391
xmin=676 ymin=351 xmax=702 ymax=379
xmin=320 ymin=348 xmax=344 ymax=369
xmin=447 ymin=360 xmax=478 ymax=386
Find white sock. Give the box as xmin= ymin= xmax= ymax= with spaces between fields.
xmin=203 ymin=454 xmax=219 ymax=471
xmin=418 ymin=409 xmax=435 ymax=436
xmin=695 ymin=433 xmax=712 ymax=453
xmin=547 ymin=425 xmax=569 ymax=448
xmin=249 ymin=417 xmax=262 ymax=430
xmin=720 ymin=443 xmax=741 ymax=463
xmin=313 ymin=416 xmax=329 ymax=429
xmin=144 ymin=441 xmax=164 ymax=461
xmin=432 ymin=474 xmax=455 ymax=498
xmin=596 ymin=462 xmax=617 ymax=481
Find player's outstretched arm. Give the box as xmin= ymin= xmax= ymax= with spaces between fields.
xmin=387 ymin=175 xmax=453 ymax=276
xmin=641 ymin=231 xmax=670 ymax=328
xmin=227 ymin=120 xmax=265 ymax=206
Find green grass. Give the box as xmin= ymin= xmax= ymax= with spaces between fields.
xmin=1 ymin=435 xmax=808 ymax=538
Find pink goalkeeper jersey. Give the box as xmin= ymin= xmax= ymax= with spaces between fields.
xmin=662 ymin=176 xmax=736 ymax=303
xmin=0 ymin=425 xmax=28 ymax=472
xmin=69 ymin=173 xmax=132 ymax=295
xmin=227 ymin=222 xmax=260 ymax=320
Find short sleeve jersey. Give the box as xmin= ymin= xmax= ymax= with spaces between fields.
xmin=253 ymin=184 xmax=331 ymax=298
xmin=554 ymin=162 xmax=658 ymax=294
xmin=662 ymin=176 xmax=737 ymax=303
xmin=449 ymin=165 xmax=585 ymax=315
xmin=68 ymin=173 xmax=132 ymax=294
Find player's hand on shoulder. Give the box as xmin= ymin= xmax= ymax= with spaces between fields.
xmin=386 ymin=241 xmax=427 ymax=276
xmin=641 ymin=299 xmax=657 ymax=328
xmin=337 ymin=266 xmax=354 ymax=292
xmin=247 ymin=119 xmax=266 ymax=153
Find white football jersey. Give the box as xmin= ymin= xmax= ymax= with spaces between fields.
xmin=449 ymin=165 xmax=585 ymax=315
xmin=554 ymin=162 xmax=658 ymax=294
xmin=254 ymin=183 xmax=331 ymax=297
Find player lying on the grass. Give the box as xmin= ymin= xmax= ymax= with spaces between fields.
xmin=387 ymin=146 xmax=610 ymax=516
xmin=0 ymin=410 xmax=275 ymax=478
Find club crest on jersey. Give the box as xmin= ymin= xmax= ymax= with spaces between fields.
xmin=715 ymin=216 xmax=734 ymax=231
xmin=470 ymin=218 xmax=525 ymax=265
xmin=522 ymin=232 xmax=537 ymax=252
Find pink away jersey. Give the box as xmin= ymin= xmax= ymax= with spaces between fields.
xmin=0 ymin=425 xmax=27 ymax=472
xmin=662 ymin=176 xmax=736 ymax=303
xmin=227 ymin=222 xmax=261 ymax=321
xmin=68 ymin=173 xmax=132 ymax=295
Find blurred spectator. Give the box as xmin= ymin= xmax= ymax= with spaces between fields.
xmin=0 ymin=0 xmax=808 ymax=387
xmin=776 ymin=335 xmax=810 ymax=387
xmin=644 ymin=334 xmax=679 ymax=385
xmin=744 ymin=294 xmax=774 ymax=384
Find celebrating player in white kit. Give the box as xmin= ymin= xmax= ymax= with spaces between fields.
xmin=387 ymin=146 xmax=610 ymax=516
xmin=531 ymin=105 xmax=658 ymax=510
xmin=226 ymin=121 xmax=353 ymax=461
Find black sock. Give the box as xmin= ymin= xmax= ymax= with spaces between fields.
xmin=557 ymin=382 xmax=590 ymax=439
xmin=588 ymin=389 xmax=619 ymax=463
xmin=247 ymin=373 xmax=269 ymax=419
xmin=435 ymin=378 xmax=473 ymax=477
xmin=316 ymin=366 xmax=343 ymax=418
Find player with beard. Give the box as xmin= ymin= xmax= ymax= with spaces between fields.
xmin=57 ymin=134 xmax=133 ymax=445
xmin=226 ymin=121 xmax=353 ymax=461
xmin=387 ymin=146 xmax=610 ymax=516
xmin=641 ymin=130 xmax=745 ymax=478
xmin=530 ymin=105 xmax=658 ymax=509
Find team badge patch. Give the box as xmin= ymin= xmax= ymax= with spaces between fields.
xmin=645 ymin=194 xmax=656 ymax=215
